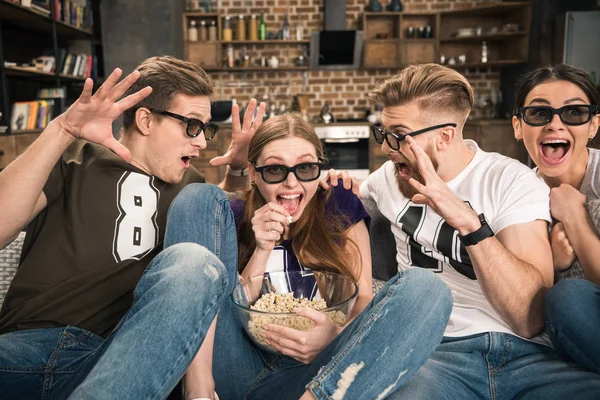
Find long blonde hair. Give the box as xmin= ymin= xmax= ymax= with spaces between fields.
xmin=237 ymin=114 xmax=361 ymax=281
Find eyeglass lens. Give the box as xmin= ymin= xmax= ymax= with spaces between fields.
xmin=261 ymin=163 xmax=322 ymax=183
xmin=523 ymin=106 xmax=593 ymax=126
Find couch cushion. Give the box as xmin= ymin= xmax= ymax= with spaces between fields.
xmin=0 ymin=232 xmax=26 ymax=309
xmin=361 ymin=197 xmax=398 ymax=281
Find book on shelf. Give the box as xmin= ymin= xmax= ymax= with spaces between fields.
xmin=61 ymin=52 xmax=94 ymax=78
xmin=37 ymin=87 xmax=66 ymax=99
xmin=10 ymin=100 xmax=55 ymax=132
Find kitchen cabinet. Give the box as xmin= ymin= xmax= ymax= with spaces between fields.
xmin=439 ymin=2 xmax=532 ymax=68
xmin=362 ymin=12 xmax=438 ymax=69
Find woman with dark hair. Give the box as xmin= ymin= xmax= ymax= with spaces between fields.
xmin=512 ymin=64 xmax=600 ymax=373
xmin=194 ymin=114 xmax=454 ymax=400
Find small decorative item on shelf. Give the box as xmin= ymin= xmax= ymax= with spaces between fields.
xmin=268 ymin=56 xmax=279 ymax=68
xmin=296 ymin=25 xmax=303 ymax=41
xmin=259 ymin=12 xmax=267 ymax=40
xmin=199 ymin=20 xmax=208 ymax=42
xmin=226 ymin=44 xmax=234 ymax=68
xmin=203 ymin=0 xmax=212 ymax=12
xmin=223 ymin=16 xmax=233 ymax=41
xmin=406 ymin=26 xmax=415 ymax=38
xmin=458 ymin=54 xmax=466 ymax=64
xmin=367 ymin=0 xmax=383 ymax=12
xmin=387 ymin=0 xmax=403 ymax=12
xmin=424 ymin=25 xmax=432 ymax=38
xmin=237 ymin=15 xmax=246 ymax=41
xmin=188 ymin=20 xmax=199 ymax=42
xmin=480 ymin=41 xmax=488 ymax=64
xmin=249 ymin=15 xmax=258 ymax=41
xmin=282 ymin=14 xmax=291 ymax=40
xmin=208 ymin=20 xmax=218 ymax=41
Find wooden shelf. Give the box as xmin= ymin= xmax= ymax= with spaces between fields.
xmin=220 ymin=40 xmax=310 ymax=45
xmin=59 ymin=74 xmax=86 ymax=81
xmin=54 ymin=20 xmax=93 ymax=38
xmin=440 ymin=1 xmax=532 ymax=17
xmin=182 ymin=11 xmax=219 ymax=17
xmin=365 ymin=39 xmax=399 ymax=44
xmin=0 ymin=0 xmax=91 ymax=38
xmin=441 ymin=31 xmax=527 ymax=42
xmin=364 ymin=12 xmax=403 ymax=16
xmin=4 ymin=66 xmax=86 ymax=81
xmin=5 ymin=65 xmax=56 ymax=79
xmin=448 ymin=60 xmax=528 ymax=68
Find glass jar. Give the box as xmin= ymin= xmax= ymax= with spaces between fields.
xmin=208 ymin=20 xmax=217 ymax=41
xmin=188 ymin=20 xmax=198 ymax=42
xmin=222 ymin=16 xmax=233 ymax=41
xmin=199 ymin=20 xmax=208 ymax=41
xmin=248 ymin=15 xmax=258 ymax=41
xmin=237 ymin=15 xmax=246 ymax=41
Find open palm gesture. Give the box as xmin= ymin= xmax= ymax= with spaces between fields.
xmin=59 ymin=68 xmax=152 ymax=161
xmin=210 ymin=98 xmax=266 ymax=169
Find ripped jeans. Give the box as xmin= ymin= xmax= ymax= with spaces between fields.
xmin=213 ymin=268 xmax=453 ymax=400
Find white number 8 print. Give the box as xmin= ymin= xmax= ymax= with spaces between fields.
xmin=112 ymin=172 xmax=159 ymax=263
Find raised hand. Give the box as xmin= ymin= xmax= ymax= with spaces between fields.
xmin=261 ymin=308 xmax=341 ymax=364
xmin=251 ymin=202 xmax=291 ymax=251
xmin=59 ymin=68 xmax=152 ymax=161
xmin=405 ymin=135 xmax=480 ymax=234
xmin=550 ymin=222 xmax=576 ymax=271
xmin=320 ymin=168 xmax=361 ymax=196
xmin=210 ymin=98 xmax=266 ymax=169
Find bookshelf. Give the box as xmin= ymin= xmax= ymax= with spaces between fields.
xmin=0 ymin=0 xmax=104 ymax=138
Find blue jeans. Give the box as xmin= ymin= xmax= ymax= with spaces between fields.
xmin=0 ymin=184 xmax=237 ymax=399
xmin=388 ymin=332 xmax=600 ymax=399
xmin=213 ymin=268 xmax=453 ymax=400
xmin=546 ymin=278 xmax=600 ymax=374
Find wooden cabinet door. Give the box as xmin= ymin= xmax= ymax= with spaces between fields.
xmin=186 ymin=42 xmax=221 ymax=69
xmin=363 ymin=42 xmax=399 ymax=68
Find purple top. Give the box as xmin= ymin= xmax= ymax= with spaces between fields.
xmin=231 ymin=181 xmax=370 ymax=298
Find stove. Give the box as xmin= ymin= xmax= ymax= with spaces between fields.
xmin=315 ymin=124 xmax=371 ymax=180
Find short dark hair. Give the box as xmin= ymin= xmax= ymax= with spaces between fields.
xmin=122 ymin=56 xmax=213 ymax=130
xmin=514 ymin=64 xmax=600 ymax=114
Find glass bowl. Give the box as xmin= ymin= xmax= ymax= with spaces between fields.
xmin=232 ymin=270 xmax=358 ymax=353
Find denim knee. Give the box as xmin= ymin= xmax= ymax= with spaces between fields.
xmin=144 ymin=242 xmax=229 ymax=300
xmin=545 ymin=279 xmax=593 ymax=326
xmin=168 ymin=183 xmax=227 ymax=217
xmin=404 ymin=268 xmax=452 ymax=311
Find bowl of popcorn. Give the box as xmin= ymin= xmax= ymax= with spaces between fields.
xmin=232 ymin=270 xmax=358 ymax=353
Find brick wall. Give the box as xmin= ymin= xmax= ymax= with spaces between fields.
xmin=210 ymin=0 xmax=500 ymax=120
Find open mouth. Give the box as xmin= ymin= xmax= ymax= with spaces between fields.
xmin=539 ymin=139 xmax=571 ymax=165
xmin=181 ymin=156 xmax=196 ymax=168
xmin=396 ymin=162 xmax=412 ymax=180
xmin=277 ymin=193 xmax=303 ymax=216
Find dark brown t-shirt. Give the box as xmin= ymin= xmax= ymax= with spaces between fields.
xmin=0 ymin=141 xmax=204 ymax=337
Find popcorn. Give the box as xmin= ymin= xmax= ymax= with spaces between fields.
xmin=247 ymin=292 xmax=347 ymax=351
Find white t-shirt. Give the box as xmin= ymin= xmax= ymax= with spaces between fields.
xmin=360 ymin=140 xmax=552 ymax=340
xmin=581 ymin=147 xmax=600 ymax=200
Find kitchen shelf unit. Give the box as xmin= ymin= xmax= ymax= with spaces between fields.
xmin=361 ymin=2 xmax=532 ymax=70
xmin=183 ymin=11 xmax=310 ymax=71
